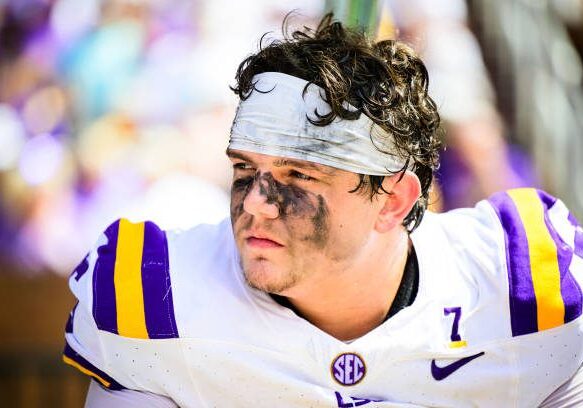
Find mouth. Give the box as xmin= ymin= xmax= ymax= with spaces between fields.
xmin=245 ymin=234 xmax=284 ymax=249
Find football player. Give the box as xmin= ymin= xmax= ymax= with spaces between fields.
xmin=64 ymin=14 xmax=583 ymax=407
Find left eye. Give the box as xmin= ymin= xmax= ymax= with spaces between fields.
xmin=290 ymin=171 xmax=314 ymax=181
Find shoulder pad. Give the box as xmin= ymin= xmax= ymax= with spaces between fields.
xmin=92 ymin=218 xmax=179 ymax=339
xmin=488 ymin=188 xmax=583 ymax=337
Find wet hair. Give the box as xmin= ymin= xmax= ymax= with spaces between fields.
xmin=231 ymin=13 xmax=442 ymax=231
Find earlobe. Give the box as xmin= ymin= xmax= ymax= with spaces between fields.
xmin=374 ymin=171 xmax=421 ymax=233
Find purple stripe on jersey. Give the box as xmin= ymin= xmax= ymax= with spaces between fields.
xmin=65 ymin=303 xmax=77 ymax=334
xmin=541 ymin=202 xmax=582 ymax=323
xmin=537 ymin=189 xmax=558 ymax=209
xmin=488 ymin=192 xmax=538 ymax=336
xmin=65 ymin=314 xmax=73 ymax=334
xmin=92 ymin=220 xmax=119 ymax=334
xmin=141 ymin=222 xmax=178 ymax=339
xmin=63 ymin=341 xmax=125 ymax=390
xmin=568 ymin=212 xmax=583 ymax=258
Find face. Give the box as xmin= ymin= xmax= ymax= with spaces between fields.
xmin=228 ymin=149 xmax=385 ymax=296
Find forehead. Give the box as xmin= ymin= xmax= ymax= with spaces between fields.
xmin=226 ymin=149 xmax=340 ymax=176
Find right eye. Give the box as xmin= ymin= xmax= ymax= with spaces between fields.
xmin=233 ymin=162 xmax=254 ymax=171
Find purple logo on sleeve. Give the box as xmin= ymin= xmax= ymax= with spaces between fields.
xmin=331 ymin=353 xmax=366 ymax=386
xmin=72 ymin=256 xmax=89 ymax=281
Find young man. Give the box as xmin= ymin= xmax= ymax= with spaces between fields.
xmin=64 ymin=15 xmax=583 ymax=407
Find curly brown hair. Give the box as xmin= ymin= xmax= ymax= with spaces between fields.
xmin=231 ymin=14 xmax=442 ymax=231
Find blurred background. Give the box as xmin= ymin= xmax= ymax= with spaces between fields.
xmin=0 ymin=0 xmax=582 ymax=406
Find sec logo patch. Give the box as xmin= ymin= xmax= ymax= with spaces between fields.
xmin=331 ymin=353 xmax=366 ymax=386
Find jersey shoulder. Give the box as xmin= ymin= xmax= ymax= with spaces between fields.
xmin=67 ymin=217 xmax=234 ymax=339
xmin=484 ymin=188 xmax=583 ymax=337
xmin=79 ymin=218 xmax=179 ymax=339
xmin=64 ymin=218 xmax=179 ymax=390
xmin=423 ymin=187 xmax=583 ymax=339
xmin=63 ymin=218 xmax=233 ymax=395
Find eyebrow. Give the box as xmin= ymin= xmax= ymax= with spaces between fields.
xmin=226 ymin=149 xmax=336 ymax=176
xmin=273 ymin=158 xmax=336 ymax=175
xmin=225 ymin=150 xmax=250 ymax=162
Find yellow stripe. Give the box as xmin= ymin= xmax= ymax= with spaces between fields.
xmin=62 ymin=355 xmax=111 ymax=388
xmin=114 ymin=219 xmax=149 ymax=338
xmin=508 ymin=189 xmax=565 ymax=331
xmin=449 ymin=340 xmax=468 ymax=349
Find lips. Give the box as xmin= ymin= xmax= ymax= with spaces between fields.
xmin=244 ymin=232 xmax=284 ymax=249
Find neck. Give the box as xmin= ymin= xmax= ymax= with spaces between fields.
xmin=282 ymin=230 xmax=411 ymax=341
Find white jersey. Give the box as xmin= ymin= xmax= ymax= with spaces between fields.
xmin=64 ymin=188 xmax=583 ymax=407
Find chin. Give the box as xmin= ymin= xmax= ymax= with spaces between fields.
xmin=242 ymin=258 xmax=298 ymax=294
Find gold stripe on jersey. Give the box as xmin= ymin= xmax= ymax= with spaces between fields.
xmin=449 ymin=340 xmax=468 ymax=349
xmin=114 ymin=219 xmax=149 ymax=339
xmin=508 ymin=189 xmax=565 ymax=331
xmin=63 ymin=355 xmax=112 ymax=388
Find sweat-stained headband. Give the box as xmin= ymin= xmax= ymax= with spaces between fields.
xmin=228 ymin=72 xmax=406 ymax=176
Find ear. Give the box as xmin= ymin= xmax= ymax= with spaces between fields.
xmin=374 ymin=171 xmax=421 ymax=233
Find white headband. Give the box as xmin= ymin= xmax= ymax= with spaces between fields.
xmin=228 ymin=72 xmax=406 ymax=175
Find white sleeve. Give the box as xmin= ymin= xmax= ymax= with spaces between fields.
xmin=85 ymin=380 xmax=178 ymax=408
xmin=64 ymin=219 xmax=182 ymax=394
xmin=539 ymin=364 xmax=583 ymax=408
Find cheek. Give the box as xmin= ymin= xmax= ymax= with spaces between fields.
xmin=230 ymin=178 xmax=252 ymax=222
xmin=286 ymin=194 xmax=331 ymax=249
xmin=230 ymin=192 xmax=244 ymax=221
xmin=273 ymin=181 xmax=316 ymax=219
xmin=316 ymin=196 xmax=376 ymax=258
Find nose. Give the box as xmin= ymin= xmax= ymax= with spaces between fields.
xmin=243 ymin=178 xmax=280 ymax=219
